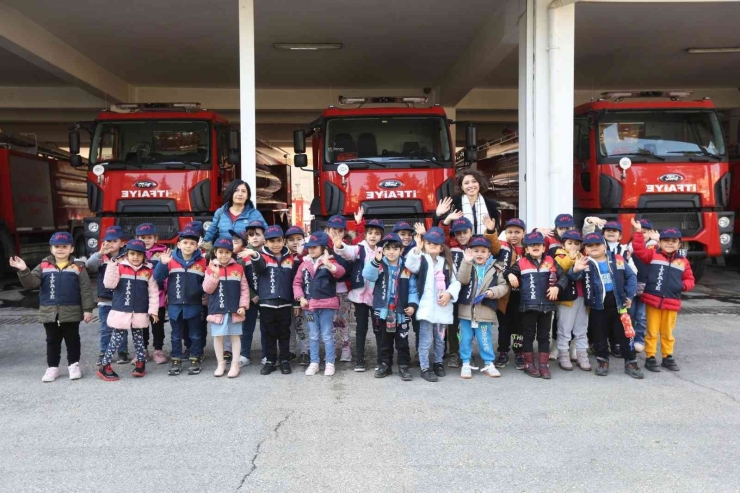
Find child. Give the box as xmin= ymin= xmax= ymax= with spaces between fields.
xmin=504 ymin=231 xmax=568 ymax=379
xmin=494 ymin=218 xmax=526 ymax=370
xmin=552 ymin=230 xmax=591 ymax=371
xmin=631 ymin=220 xmax=695 ymax=372
xmin=248 ymin=225 xmax=300 ymax=375
xmin=405 ymin=226 xmax=461 ymax=382
xmin=293 ymin=231 xmax=346 ymax=376
xmin=456 ymin=236 xmax=509 ymax=379
xmin=571 ymin=232 xmax=641 ymax=378
xmin=393 ymin=221 xmax=416 ymax=255
xmin=154 ymin=228 xmax=208 ymax=376
xmin=86 ymin=226 xmax=129 ymax=365
xmin=233 ymin=220 xmax=266 ymax=366
xmin=285 ymin=225 xmax=310 ymax=365
xmin=331 ymin=218 xmax=385 ymax=372
xmin=10 ymin=232 xmax=95 ymax=382
xmin=628 ymin=218 xmax=659 ymax=353
xmin=203 ymin=237 xmax=250 ymax=378
xmin=363 ymin=233 xmax=419 ymax=381
xmin=134 ymin=223 xmax=168 ymax=364
xmin=184 ymin=220 xmax=209 ymax=359
xmin=326 ymin=215 xmax=354 ymax=363
xmin=96 ymin=239 xmax=159 ymax=381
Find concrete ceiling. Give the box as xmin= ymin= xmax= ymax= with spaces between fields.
xmin=0 ymin=46 xmax=65 ymax=85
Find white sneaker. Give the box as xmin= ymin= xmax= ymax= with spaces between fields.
xmin=324 ymin=363 xmax=335 ymax=376
xmin=569 ymin=342 xmax=578 ymax=362
xmin=461 ymin=363 xmax=472 ymax=379
xmin=68 ymin=362 xmax=82 ymax=380
xmin=261 ymin=357 xmax=267 ymax=365
xmin=339 ymin=346 xmax=352 ymax=362
xmin=42 ymin=367 xmax=59 ymax=382
xmin=634 ymin=342 xmax=645 ymax=353
xmin=549 ymin=345 xmax=559 ymax=361
xmin=481 ymin=364 xmax=501 ymax=378
xmin=239 ymin=356 xmax=251 ymax=367
xmin=305 ymin=363 xmax=319 ymax=376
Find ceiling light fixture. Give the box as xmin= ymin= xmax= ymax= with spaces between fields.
xmin=274 ymin=43 xmax=343 ymax=51
xmin=686 ymin=47 xmax=740 ymax=54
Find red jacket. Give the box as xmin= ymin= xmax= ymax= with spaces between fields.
xmin=632 ymin=231 xmax=695 ymax=311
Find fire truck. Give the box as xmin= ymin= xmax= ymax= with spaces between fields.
xmin=67 ymin=103 xmax=291 ymax=255
xmin=724 ymin=108 xmax=740 ymax=267
xmin=0 ymin=132 xmax=90 ymax=276
xmin=292 ymin=96 xmax=470 ymax=231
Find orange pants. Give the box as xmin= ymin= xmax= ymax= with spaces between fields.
xmin=645 ymin=305 xmax=678 ymax=358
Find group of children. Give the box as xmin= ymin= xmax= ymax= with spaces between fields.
xmin=10 ymin=207 xmax=694 ymax=384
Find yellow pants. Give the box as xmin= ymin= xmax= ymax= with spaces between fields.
xmin=645 ymin=305 xmax=678 ymax=358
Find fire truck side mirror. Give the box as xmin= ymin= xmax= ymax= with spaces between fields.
xmin=69 ymin=131 xmax=80 ymax=155
xmin=294 ymin=154 xmax=308 ymax=168
xmin=70 ymin=155 xmax=83 ymax=168
xmin=294 ymin=130 xmax=306 ymax=154
xmin=228 ymin=130 xmax=240 ymax=166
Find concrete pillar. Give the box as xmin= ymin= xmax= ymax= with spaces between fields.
xmin=238 ymin=0 xmax=257 ymax=203
xmin=518 ymin=0 xmax=575 ymax=228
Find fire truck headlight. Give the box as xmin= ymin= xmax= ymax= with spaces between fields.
xmin=720 ymin=234 xmax=731 ymax=245
xmin=718 ymin=217 xmax=731 ymax=229
xmin=87 ymin=222 xmax=99 ymax=233
xmin=87 ymin=238 xmax=98 ymax=249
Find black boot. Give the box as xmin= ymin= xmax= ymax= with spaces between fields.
xmin=661 ymin=355 xmax=680 ymax=371
xmin=645 ymin=356 xmax=661 ymax=372
xmin=494 ymin=351 xmax=509 ymax=368
xmin=280 ymin=360 xmax=292 ymax=374
xmin=299 ymin=353 xmax=310 ymax=366
xmin=433 ymin=362 xmax=446 ymax=377
xmin=187 ymin=357 xmax=201 ymax=375
xmin=624 ymin=361 xmax=644 ymax=379
xmin=399 ymin=365 xmax=412 ymax=381
xmin=374 ymin=362 xmax=392 ymax=378
xmin=131 ymin=361 xmax=146 ymax=378
xmin=168 ymin=359 xmax=181 ymax=376
xmin=420 ymin=368 xmax=438 ymax=382
xmin=595 ymin=357 xmax=609 ymax=376
xmin=260 ymin=361 xmax=276 ymax=375
xmin=514 ymin=352 xmax=525 ymax=370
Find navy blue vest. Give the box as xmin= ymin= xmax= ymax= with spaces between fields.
xmin=371 ymin=260 xmax=411 ymax=312
xmin=39 ymin=260 xmax=83 ymax=307
xmin=111 ymin=264 xmax=152 ymax=313
xmin=450 ymin=247 xmax=465 ymax=271
xmin=350 ymin=246 xmax=367 ymax=290
xmin=165 ymin=257 xmax=207 ymax=306
xmin=582 ymin=253 xmax=630 ymax=310
xmin=416 ymin=256 xmax=453 ymax=299
xmin=632 ymin=248 xmax=651 ymax=284
xmin=458 ymin=261 xmax=498 ymax=311
xmin=207 ymin=264 xmax=244 ymax=314
xmin=96 ymin=256 xmax=114 ymax=300
xmin=517 ymin=255 xmax=558 ymax=312
xmin=643 ymin=251 xmax=687 ymax=302
xmin=300 ymin=261 xmax=338 ymax=301
xmin=255 ymin=248 xmax=297 ymax=301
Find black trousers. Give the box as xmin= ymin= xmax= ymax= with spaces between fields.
xmin=522 ymin=311 xmax=552 ymax=353
xmin=497 ymin=292 xmax=523 ymax=353
xmin=377 ymin=316 xmax=411 ymax=367
xmin=354 ymin=302 xmax=381 ymax=364
xmin=588 ymin=292 xmax=636 ymax=361
xmin=260 ymin=306 xmax=292 ymax=363
xmin=412 ymin=318 xmax=420 ymax=351
xmin=44 ymin=322 xmax=81 ymax=367
xmin=143 ymin=306 xmax=166 ymax=350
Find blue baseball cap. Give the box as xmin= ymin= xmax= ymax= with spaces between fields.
xmin=583 ymin=232 xmax=605 ymax=245
xmin=213 ymin=237 xmax=234 ymax=251
xmin=327 ymin=215 xmax=347 ymax=229
xmin=603 ymin=221 xmax=622 ymax=232
xmin=503 ymin=218 xmax=526 ymax=231
xmin=285 ymin=226 xmax=305 ymax=238
xmin=378 ymin=233 xmax=403 ymax=248
xmin=365 ymin=219 xmax=385 ymax=232
xmin=246 ymin=220 xmax=266 ymax=231
xmin=102 ymin=226 xmax=124 ymax=241
xmin=561 ymin=230 xmax=583 ymax=242
xmin=468 ymin=236 xmax=491 ymax=250
xmin=554 ymin=214 xmax=575 ymax=228
xmin=523 ymin=231 xmax=546 ymax=246
xmin=135 ymin=223 xmax=157 ymax=236
xmin=49 ymin=232 xmax=73 ymax=245
xmin=305 ymin=231 xmax=330 ymax=247
xmin=125 ymin=239 xmax=147 ymax=253
xmin=450 ymin=217 xmax=473 ymax=233
xmin=638 ymin=218 xmax=654 ymax=230
xmin=423 ymin=227 xmax=446 ymax=245
xmin=178 ymin=228 xmax=200 ymax=240
xmin=392 ymin=221 xmax=414 ymax=233
xmin=264 ymin=225 xmax=284 ymax=240
xmin=184 ymin=221 xmax=203 ymax=236
xmin=660 ymin=227 xmax=682 ymax=239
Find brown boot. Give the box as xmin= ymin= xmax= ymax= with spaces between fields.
xmin=523 ymin=352 xmax=539 ymax=378
xmin=539 ymin=352 xmax=551 ymax=379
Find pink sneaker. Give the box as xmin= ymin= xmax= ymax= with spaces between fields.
xmin=42 ymin=367 xmax=59 ymax=382
xmin=68 ymin=362 xmax=82 ymax=380
xmin=152 ymin=350 xmax=168 ymax=364
xmin=339 ymin=346 xmax=352 ymax=362
xmin=324 ymin=363 xmax=335 ymax=376
xmin=305 ymin=363 xmax=319 ymax=376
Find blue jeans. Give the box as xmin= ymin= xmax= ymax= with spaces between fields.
xmin=307 ymin=309 xmax=336 ymax=364
xmin=241 ymin=304 xmax=259 ymax=358
xmin=170 ymin=314 xmax=203 ymax=358
xmin=629 ymin=297 xmax=647 ymax=344
xmin=418 ymin=320 xmax=446 ymax=370
xmin=459 ymin=319 xmax=495 ymax=365
xmin=98 ymin=305 xmax=128 ymax=354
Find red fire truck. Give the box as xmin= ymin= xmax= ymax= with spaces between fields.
xmin=68 ymin=103 xmax=290 ymax=255
xmin=573 ymin=91 xmax=734 ymax=279
xmin=0 ymin=132 xmax=90 ymax=275
xmin=724 ymin=108 xmax=740 ymax=267
xmin=292 ymin=96 xmax=467 ymax=231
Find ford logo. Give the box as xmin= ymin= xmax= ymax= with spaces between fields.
xmin=659 ymin=173 xmax=684 ymax=183
xmin=379 ymin=179 xmax=402 ymax=189
xmin=134 ymin=180 xmax=157 ymax=189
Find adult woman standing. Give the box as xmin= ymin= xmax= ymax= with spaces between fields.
xmin=433 ymin=169 xmax=500 ymax=234
xmin=203 ymin=180 xmax=266 ymax=250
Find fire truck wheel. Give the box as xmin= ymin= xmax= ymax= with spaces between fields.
xmin=689 ymin=258 xmax=705 ymax=283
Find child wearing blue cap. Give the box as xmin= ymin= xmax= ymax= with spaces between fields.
xmin=405 ymin=225 xmax=461 ymax=382
xmin=627 ymin=218 xmax=659 ymax=353
xmin=325 ymin=214 xmax=354 ymax=364
xmin=284 ymin=225 xmax=310 ymax=364
xmin=97 ymin=239 xmax=160 ymax=381
xmin=11 ymin=232 xmax=95 ymax=382
xmin=86 ymin=226 xmax=130 ymax=365
xmin=456 ymin=236 xmax=509 ymax=379
xmin=233 ymin=220 xmax=267 ymax=366
xmin=495 ymin=218 xmax=527 ymax=370
xmin=134 ymin=223 xmax=169 ymax=365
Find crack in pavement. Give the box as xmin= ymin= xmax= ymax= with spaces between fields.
xmin=669 ymin=372 xmax=739 ymax=404
xmin=235 ymin=411 xmax=295 ymax=491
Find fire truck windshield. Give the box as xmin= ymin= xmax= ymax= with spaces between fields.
xmin=89 ymin=121 xmax=210 ymax=169
xmin=597 ymin=110 xmax=725 ymax=163
xmin=324 ymin=116 xmax=452 ymax=168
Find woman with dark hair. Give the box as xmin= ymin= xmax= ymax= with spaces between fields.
xmin=202 ymin=180 xmax=267 ymax=250
xmin=432 ymin=169 xmax=500 ymax=235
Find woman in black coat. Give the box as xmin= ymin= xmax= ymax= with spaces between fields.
xmin=433 ymin=169 xmax=500 ymax=234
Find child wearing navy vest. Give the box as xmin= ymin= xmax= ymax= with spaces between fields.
xmin=233 ymin=220 xmax=266 ymax=367
xmin=11 ymin=232 xmax=95 ymax=383
xmin=504 ymin=231 xmax=568 ymax=379
xmin=86 ymin=225 xmax=129 ymax=365
xmin=456 ymin=236 xmax=509 ymax=379
xmin=285 ymin=225 xmax=310 ymax=365
xmin=154 ymin=228 xmax=208 ymax=376
xmin=96 ymin=239 xmax=159 ymax=381
xmin=363 ymin=233 xmax=419 ymax=381
xmin=494 ymin=218 xmax=526 ymax=370
xmin=293 ymin=231 xmax=346 ymax=377
xmin=134 ymin=222 xmax=169 ymax=364
xmin=248 ymin=225 xmax=300 ymax=375
xmin=203 ymin=237 xmax=250 ymax=378
xmin=571 ymin=232 xmax=641 ymax=378
xmin=627 ymin=218 xmax=659 ymax=353
xmin=326 ymin=215 xmax=354 ymax=364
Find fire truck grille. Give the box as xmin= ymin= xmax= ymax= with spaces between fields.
xmin=117 ymin=217 xmax=180 ymax=241
xmin=639 ymin=212 xmax=701 ymax=238
xmin=377 ymin=217 xmax=424 ymax=231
